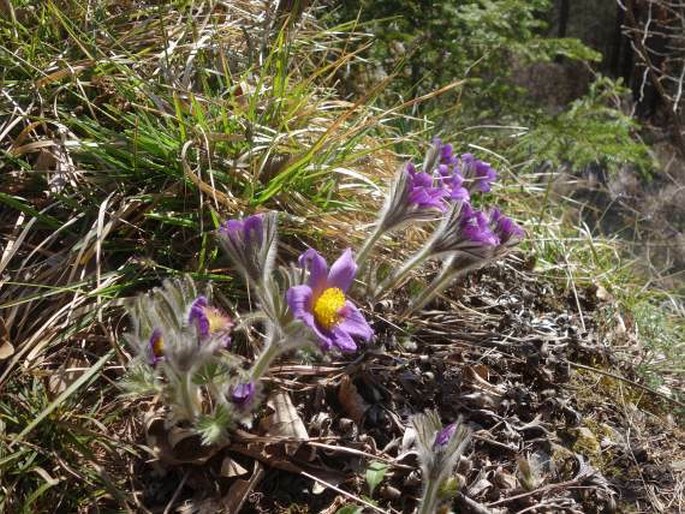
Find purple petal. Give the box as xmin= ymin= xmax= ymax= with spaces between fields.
xmin=286 ymin=285 xmax=313 ymax=318
xmin=440 ymin=143 xmax=454 ymax=164
xmin=458 ymin=153 xmax=475 ymax=173
xmin=489 ymin=209 xmax=524 ymax=244
xmin=337 ymin=301 xmax=374 ymax=342
xmin=408 ymin=186 xmax=448 ymax=210
xmin=411 ymin=171 xmax=434 ymax=188
xmin=450 ymin=186 xmax=470 ymax=202
xmin=231 ymin=381 xmax=256 ymax=409
xmin=298 ymin=248 xmax=328 ymax=293
xmin=434 ymin=423 xmax=457 ymax=448
xmin=243 ymin=214 xmax=264 ymax=245
xmin=437 ymin=164 xmax=451 ymax=177
xmin=188 ymin=295 xmax=210 ymax=338
xmin=458 ymin=204 xmax=499 ymax=246
xmin=219 ymin=219 xmax=244 ymax=241
xmin=330 ymin=326 xmax=358 ymax=352
xmin=299 ymin=311 xmax=334 ymax=351
xmin=473 ymin=160 xmax=497 ymax=192
xmin=327 ymin=248 xmax=357 ymax=292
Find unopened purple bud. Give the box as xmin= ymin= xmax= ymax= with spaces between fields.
xmin=217 ymin=212 xmax=277 ymax=287
xmin=459 ymin=203 xmax=499 ymax=246
xmin=434 ymin=423 xmax=457 ymax=449
xmin=459 ymin=153 xmax=498 ymax=193
xmin=231 ymin=381 xmax=256 ymax=409
xmin=474 ymin=161 xmax=497 ymax=192
xmin=220 ymin=214 xmax=264 ymax=246
xmin=447 ymin=172 xmax=470 ymax=202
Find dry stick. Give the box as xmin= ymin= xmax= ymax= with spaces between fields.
xmin=568 ymin=360 xmax=685 ymax=409
xmin=229 ymin=462 xmax=265 ymax=514
xmin=485 ymin=478 xmax=589 ymax=508
xmin=305 ymin=441 xmax=414 ymax=470
xmin=299 ymin=470 xmax=391 ymax=514
xmin=163 ymin=469 xmax=189 ymax=514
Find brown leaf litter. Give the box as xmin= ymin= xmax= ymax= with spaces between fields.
xmin=132 ymin=254 xmax=684 ymax=513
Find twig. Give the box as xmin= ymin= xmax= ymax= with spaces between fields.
xmin=455 ymin=492 xmax=493 ymax=513
xmin=624 ymin=0 xmax=685 ymax=158
xmin=485 ymin=478 xmax=584 ymax=507
xmin=305 ymin=441 xmax=414 ymax=470
xmin=163 ymin=469 xmax=189 ymax=514
xmin=299 ymin=470 xmax=391 ymax=514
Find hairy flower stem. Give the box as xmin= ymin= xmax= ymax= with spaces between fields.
xmin=249 ymin=335 xmax=284 ymax=381
xmin=417 ymin=477 xmax=440 ymax=514
xmin=176 ymin=370 xmax=198 ymax=421
xmin=404 ymin=257 xmax=485 ymax=317
xmin=404 ymin=268 xmax=461 ymax=317
xmin=356 ymin=224 xmax=385 ymax=270
xmin=374 ymin=245 xmax=432 ymax=300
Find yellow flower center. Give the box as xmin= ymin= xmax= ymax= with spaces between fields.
xmin=207 ymin=308 xmax=231 ymax=333
xmin=313 ymin=287 xmax=346 ymax=330
xmin=151 ymin=334 xmax=165 ymax=357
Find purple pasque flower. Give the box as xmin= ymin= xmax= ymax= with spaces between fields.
xmin=286 ymin=248 xmax=373 ymax=352
xmin=374 ymin=162 xmax=448 ymax=237
xmin=460 ymin=203 xmax=500 ymax=246
xmin=430 ymin=201 xmax=499 ymax=257
xmin=488 ymin=208 xmax=525 ymax=246
xmin=230 ymin=381 xmax=256 ymax=410
xmin=148 ymin=328 xmax=165 ymax=367
xmin=217 ymin=212 xmax=277 ymax=286
xmin=412 ymin=411 xmax=471 ymax=514
xmin=458 ymin=153 xmax=498 ymax=193
xmin=188 ymin=295 xmax=233 ymax=346
xmin=407 ymin=163 xmax=449 ymax=211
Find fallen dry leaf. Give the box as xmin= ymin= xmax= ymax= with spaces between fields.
xmin=0 ymin=317 xmax=13 ymax=360
xmin=338 ymin=375 xmax=371 ymax=425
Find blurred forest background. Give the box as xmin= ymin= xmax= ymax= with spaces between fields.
xmin=323 ymin=0 xmax=685 ymax=290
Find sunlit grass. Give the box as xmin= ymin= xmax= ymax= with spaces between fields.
xmin=0 ymin=1 xmax=397 ymax=508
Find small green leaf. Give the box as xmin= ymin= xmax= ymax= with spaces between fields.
xmin=365 ymin=460 xmax=389 ymax=497
xmin=196 ymin=404 xmax=233 ymax=446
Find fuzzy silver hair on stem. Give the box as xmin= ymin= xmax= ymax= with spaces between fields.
xmin=411 ymin=410 xmax=471 ymax=514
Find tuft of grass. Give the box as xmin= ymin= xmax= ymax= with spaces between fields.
xmin=0 ymin=1 xmax=408 ymax=508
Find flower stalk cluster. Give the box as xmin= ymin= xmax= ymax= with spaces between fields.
xmin=124 ymin=278 xmax=237 ymax=424
xmin=123 ymin=137 xmax=523 ymax=454
xmin=361 ymin=139 xmax=523 ymax=312
xmin=125 ymin=212 xmax=375 ymax=441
